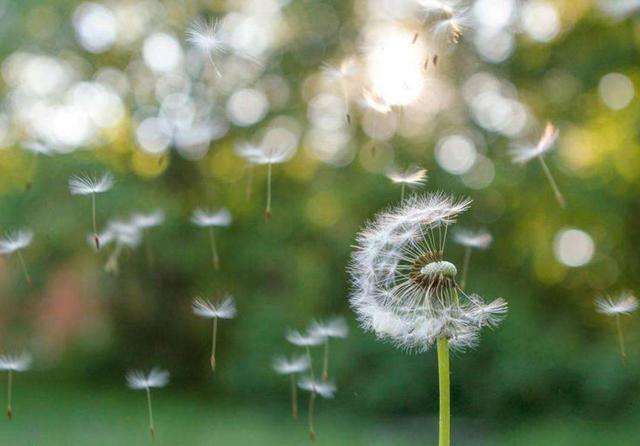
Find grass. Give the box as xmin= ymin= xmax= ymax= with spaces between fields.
xmin=0 ymin=376 xmax=637 ymax=445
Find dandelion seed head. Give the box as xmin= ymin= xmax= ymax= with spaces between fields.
xmin=0 ymin=352 xmax=32 ymax=372
xmin=286 ymin=330 xmax=324 ymax=347
xmin=187 ymin=19 xmax=226 ymax=56
xmin=132 ymin=210 xmax=165 ymax=229
xmin=235 ymin=141 xmax=296 ymax=165
xmin=273 ymin=354 xmax=311 ymax=375
xmin=126 ymin=368 xmax=170 ymax=390
xmin=349 ymin=193 xmax=507 ymax=352
xmin=416 ymin=0 xmax=461 ymax=17
xmin=385 ymin=166 xmax=428 ymax=188
xmin=361 ymin=89 xmax=393 ymax=114
xmin=309 ymin=316 xmax=349 ymax=339
xmin=0 ymin=229 xmax=33 ymax=255
xmin=595 ymin=292 xmax=638 ymax=316
xmin=510 ymin=122 xmax=559 ymax=164
xmin=69 ymin=172 xmax=114 ymax=195
xmin=192 ymin=294 xmax=237 ymax=319
xmin=191 ymin=208 xmax=232 ymax=227
xmin=453 ymin=229 xmax=493 ymax=249
xmin=297 ymin=377 xmax=336 ymax=399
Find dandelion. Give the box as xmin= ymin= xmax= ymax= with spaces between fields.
xmin=413 ymin=0 xmax=466 ymax=44
xmin=126 ymin=368 xmax=169 ymax=439
xmin=235 ymin=142 xmax=296 ymax=222
xmin=349 ymin=193 xmax=508 ymax=446
xmin=297 ymin=377 xmax=336 ymax=441
xmin=595 ymin=292 xmax=638 ymax=366
xmin=453 ymin=229 xmax=493 ymax=289
xmin=273 ymin=355 xmax=311 ymax=419
xmin=385 ymin=166 xmax=428 ymax=200
xmin=510 ymin=122 xmax=565 ymax=208
xmin=191 ymin=208 xmax=232 ymax=269
xmin=187 ymin=18 xmax=227 ymax=77
xmin=322 ymin=58 xmax=357 ymax=125
xmin=132 ymin=210 xmax=165 ymax=267
xmin=69 ymin=172 xmax=114 ymax=249
xmin=309 ymin=317 xmax=348 ymax=382
xmin=361 ymin=89 xmax=393 ymax=115
xmin=0 ymin=229 xmax=34 ymax=284
xmin=97 ymin=220 xmax=142 ymax=275
xmin=0 ymin=352 xmax=32 ymax=421
xmin=192 ymin=294 xmax=237 ymax=371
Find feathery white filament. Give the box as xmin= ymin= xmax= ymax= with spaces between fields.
xmin=126 ymin=368 xmax=170 ymax=390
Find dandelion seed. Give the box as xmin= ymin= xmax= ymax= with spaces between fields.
xmin=385 ymin=166 xmax=428 ymax=201
xmin=273 ymin=355 xmax=311 ymax=419
xmin=453 ymin=229 xmax=493 ymax=289
xmin=187 ymin=18 xmax=227 ymax=77
xmin=126 ymin=368 xmax=169 ymax=439
xmin=0 ymin=229 xmax=34 ymax=285
xmin=22 ymin=140 xmax=52 ymax=190
xmin=0 ymin=352 xmax=32 ymax=421
xmin=191 ymin=208 xmax=231 ymax=269
xmin=349 ymin=193 xmax=508 ymax=446
xmin=510 ymin=122 xmax=565 ymax=208
xmin=97 ymin=220 xmax=142 ymax=275
xmin=413 ymin=0 xmax=465 ymax=44
xmin=132 ymin=210 xmax=165 ymax=268
xmin=322 ymin=58 xmax=357 ymax=125
xmin=297 ymin=377 xmax=336 ymax=441
xmin=69 ymin=172 xmax=114 ymax=249
xmin=361 ymin=89 xmax=393 ymax=115
xmin=595 ymin=292 xmax=638 ymax=366
xmin=309 ymin=317 xmax=348 ymax=382
xmin=192 ymin=295 xmax=237 ymax=371
xmin=235 ymin=142 xmax=296 ymax=222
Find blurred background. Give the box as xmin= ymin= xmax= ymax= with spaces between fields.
xmin=0 ymin=0 xmax=639 ymax=444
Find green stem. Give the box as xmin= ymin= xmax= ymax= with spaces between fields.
xmin=460 ymin=247 xmax=471 ymax=290
xmin=538 ymin=156 xmax=566 ymax=208
xmin=92 ymin=193 xmax=99 ymax=249
xmin=208 ymin=227 xmax=219 ymax=269
xmin=615 ymin=315 xmax=627 ymax=366
xmin=146 ymin=387 xmax=155 ymax=439
xmin=16 ymin=250 xmax=31 ymax=285
xmin=401 ymin=184 xmax=405 ymax=201
xmin=290 ymin=374 xmax=298 ymax=419
xmin=322 ymin=340 xmax=329 ymax=382
xmin=211 ymin=317 xmax=218 ymax=371
xmin=308 ymin=390 xmax=317 ymax=441
xmin=7 ymin=370 xmax=12 ymax=421
xmin=265 ymin=162 xmax=272 ymax=222
xmin=437 ymin=337 xmax=451 ymax=446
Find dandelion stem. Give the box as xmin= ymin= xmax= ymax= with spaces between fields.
xmin=308 ymin=389 xmax=317 ymax=441
xmin=265 ymin=162 xmax=272 ymax=223
xmin=305 ymin=346 xmax=315 ymax=380
xmin=6 ymin=370 xmax=12 ymax=421
xmin=208 ymin=227 xmax=219 ymax=269
xmin=460 ymin=247 xmax=471 ymax=290
xmin=92 ymin=192 xmax=100 ymax=249
xmin=437 ymin=336 xmax=451 ymax=446
xmin=145 ymin=387 xmax=155 ymax=439
xmin=321 ymin=340 xmax=330 ymax=382
xmin=211 ymin=317 xmax=218 ymax=371
xmin=401 ymin=184 xmax=406 ymax=201
xmin=615 ymin=315 xmax=627 ymax=367
xmin=16 ymin=250 xmax=31 ymax=285
xmin=537 ymin=156 xmax=565 ymax=208
xmin=341 ymin=81 xmax=351 ymax=125
xmin=290 ymin=374 xmax=298 ymax=419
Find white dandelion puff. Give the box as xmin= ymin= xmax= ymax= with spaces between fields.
xmin=297 ymin=376 xmax=337 ymax=441
xmin=385 ymin=166 xmax=428 ymax=200
xmin=413 ymin=0 xmax=466 ymax=44
xmin=132 ymin=210 xmax=165 ymax=268
xmin=187 ymin=18 xmax=227 ymax=77
xmin=192 ymin=295 xmax=237 ymax=371
xmin=191 ymin=208 xmax=232 ymax=269
xmin=453 ymin=229 xmax=493 ymax=289
xmin=596 ymin=292 xmax=638 ymax=366
xmin=69 ymin=172 xmax=114 ymax=249
xmin=100 ymin=219 xmax=143 ymax=275
xmin=126 ymin=368 xmax=169 ymax=439
xmin=322 ymin=58 xmax=358 ymax=125
xmin=286 ymin=330 xmax=325 ymax=348
xmin=235 ymin=142 xmax=296 ymax=222
xmin=361 ymin=89 xmax=393 ymax=114
xmin=309 ymin=317 xmax=348 ymax=382
xmin=0 ymin=229 xmax=33 ymax=284
xmin=349 ymin=193 xmax=507 ymax=445
xmin=273 ymin=354 xmax=311 ymax=419
xmin=0 ymin=352 xmax=32 ymax=421
xmin=510 ymin=122 xmax=565 ymax=208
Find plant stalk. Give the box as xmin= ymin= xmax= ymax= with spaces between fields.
xmin=615 ymin=315 xmax=627 ymax=367
xmin=6 ymin=370 xmax=12 ymax=421
xmin=265 ymin=163 xmax=272 ymax=222
xmin=211 ymin=317 xmax=218 ymax=371
xmin=290 ymin=374 xmax=298 ymax=419
xmin=146 ymin=387 xmax=155 ymax=439
xmin=538 ymin=156 xmax=566 ymax=208
xmin=437 ymin=337 xmax=451 ymax=446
